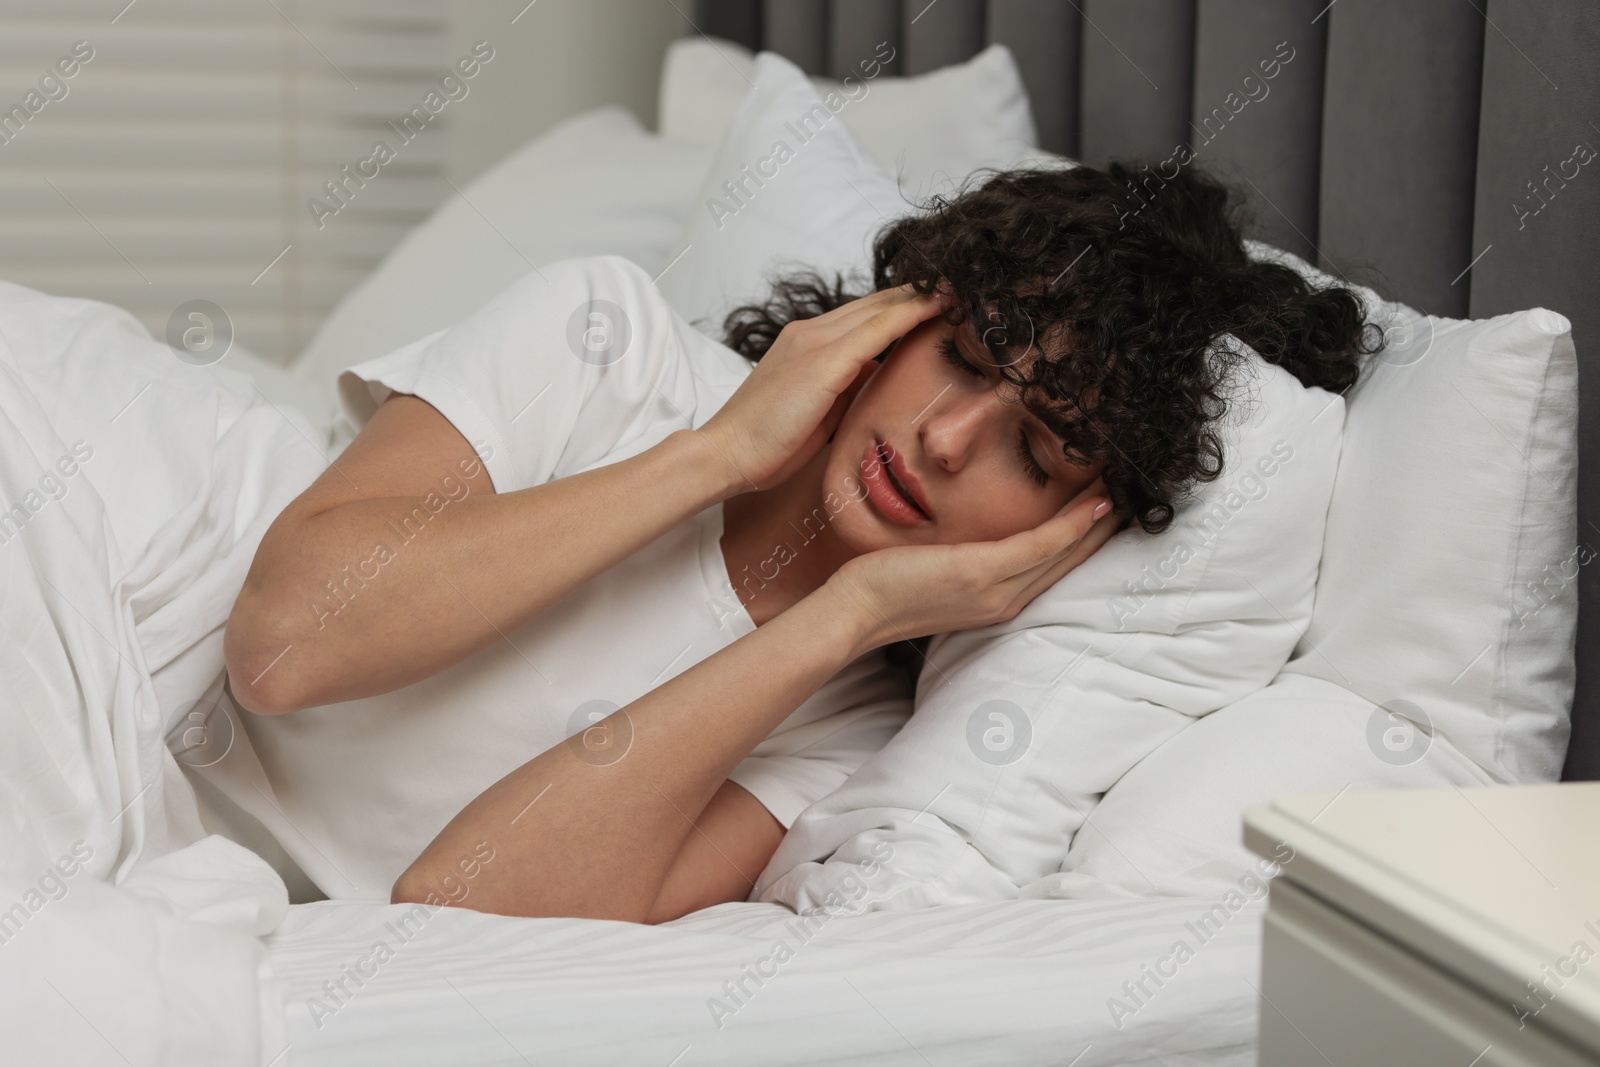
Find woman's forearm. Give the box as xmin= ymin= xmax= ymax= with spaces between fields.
xmin=391 ymin=579 xmax=875 ymax=922
xmin=230 ymin=425 xmax=739 ymax=713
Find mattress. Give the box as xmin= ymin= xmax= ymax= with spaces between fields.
xmin=267 ymin=896 xmax=1262 ymax=1066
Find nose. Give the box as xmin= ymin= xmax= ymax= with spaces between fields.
xmin=919 ymin=388 xmax=1013 ymax=473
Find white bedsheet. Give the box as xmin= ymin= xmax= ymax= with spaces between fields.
xmin=268 ymin=896 xmax=1262 ymax=1066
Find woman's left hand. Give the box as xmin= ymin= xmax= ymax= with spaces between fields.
xmin=824 ymin=480 xmax=1121 ymax=650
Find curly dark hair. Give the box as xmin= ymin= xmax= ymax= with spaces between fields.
xmin=722 ymin=160 xmax=1383 ymax=535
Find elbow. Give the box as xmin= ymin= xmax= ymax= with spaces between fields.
xmin=390 ymin=866 xmax=436 ymax=908
xmin=223 ymin=591 xmax=305 ymax=716
xmin=389 ymin=860 xmax=637 ymax=921
xmin=390 ymin=862 xmax=472 ymax=912
xmin=227 ymin=666 xmax=299 ymax=717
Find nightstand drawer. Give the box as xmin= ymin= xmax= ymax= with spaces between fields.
xmin=1260 ymin=880 xmax=1592 ymax=1066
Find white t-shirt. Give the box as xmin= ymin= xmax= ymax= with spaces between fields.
xmin=194 ymin=255 xmax=911 ymax=902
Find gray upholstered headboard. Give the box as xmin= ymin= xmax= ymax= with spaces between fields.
xmin=693 ymin=0 xmax=1599 ymax=780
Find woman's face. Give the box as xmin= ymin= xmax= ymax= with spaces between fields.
xmin=823 ymin=315 xmax=1105 ymax=554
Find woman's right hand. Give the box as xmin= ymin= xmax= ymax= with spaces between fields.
xmin=824 ymin=481 xmax=1121 ymax=652
xmin=696 ymin=286 xmax=946 ymax=494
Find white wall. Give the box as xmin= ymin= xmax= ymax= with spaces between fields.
xmin=444 ymin=0 xmax=688 ymax=186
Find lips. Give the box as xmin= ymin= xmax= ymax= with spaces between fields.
xmin=875 ymin=436 xmax=932 ymax=520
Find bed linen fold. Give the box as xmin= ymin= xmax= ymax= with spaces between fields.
xmin=0 ymin=282 xmax=327 ymax=1066
xmin=267 ymin=896 xmax=1262 ymax=1066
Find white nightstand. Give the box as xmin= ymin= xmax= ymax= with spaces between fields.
xmin=1244 ymin=782 xmax=1600 ymax=1066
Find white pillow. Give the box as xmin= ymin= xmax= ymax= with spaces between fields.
xmin=1247 ymin=243 xmax=1579 ymax=783
xmin=291 ymin=107 xmax=712 ymax=407
xmin=1030 ymin=673 xmax=1497 ymax=901
xmin=1037 ymin=245 xmax=1578 ymax=901
xmin=655 ymin=51 xmax=907 ymax=335
xmin=658 ymin=36 xmax=1039 ymax=200
xmin=754 ymin=344 xmax=1347 ymax=913
xmin=224 ymin=344 xmax=337 ymax=439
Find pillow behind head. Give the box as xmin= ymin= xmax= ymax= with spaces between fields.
xmin=754 ymin=341 xmax=1346 ymax=913
xmin=1021 ymin=242 xmax=1577 ymax=903
xmin=1247 ymin=241 xmax=1578 ymax=783
xmin=292 ymin=107 xmax=711 ymax=400
xmin=1029 ymin=671 xmax=1498 ymax=902
xmin=658 ymin=36 xmax=1040 ymax=201
xmin=656 ymin=50 xmax=906 ymax=336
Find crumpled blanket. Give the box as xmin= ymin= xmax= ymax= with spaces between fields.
xmin=0 ymin=281 xmax=326 ymax=1065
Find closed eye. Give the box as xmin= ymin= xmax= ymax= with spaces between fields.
xmin=1015 ymin=427 xmax=1049 ymax=487
xmin=937 ymin=335 xmax=983 ymax=378
xmin=937 ymin=335 xmax=1051 ymax=487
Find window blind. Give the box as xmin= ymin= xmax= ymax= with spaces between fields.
xmin=0 ymin=0 xmax=451 ymax=366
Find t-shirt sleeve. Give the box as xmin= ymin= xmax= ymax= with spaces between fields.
xmin=335 ymin=254 xmax=744 ymax=494
xmin=728 ymin=702 xmax=911 ymax=831
xmin=726 ymin=653 xmax=914 ymax=832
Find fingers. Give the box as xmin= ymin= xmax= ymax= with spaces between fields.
xmin=785 ymin=285 xmax=950 ymax=398
xmin=992 ymin=481 xmax=1111 ymax=581
xmin=813 ymin=285 xmax=944 ymax=350
xmin=834 ymin=283 xmax=941 ymax=317
xmin=835 ymin=297 xmax=948 ymax=372
xmin=807 ymin=284 xmax=917 ymax=330
xmin=1018 ymin=503 xmax=1120 ymax=602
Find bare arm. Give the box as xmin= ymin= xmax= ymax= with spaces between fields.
xmin=224 ymin=394 xmax=741 ymax=715
xmin=390 ymin=580 xmax=872 ymax=923
xmin=644 ymin=780 xmax=784 ymax=924
xmin=391 ymin=479 xmax=1116 ymax=923
xmin=226 ymin=286 xmax=943 ymax=716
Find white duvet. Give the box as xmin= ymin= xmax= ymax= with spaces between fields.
xmin=0 ymin=281 xmax=326 ymax=1066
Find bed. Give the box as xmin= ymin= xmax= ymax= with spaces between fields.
xmin=2 ymin=3 xmax=1595 ymax=1065
xmin=268 ymin=896 xmax=1259 ymax=1065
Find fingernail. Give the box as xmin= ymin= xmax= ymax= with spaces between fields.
xmin=1092 ymin=500 xmax=1111 ymax=520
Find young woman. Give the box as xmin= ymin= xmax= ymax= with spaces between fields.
xmin=221 ymin=161 xmax=1374 ymax=924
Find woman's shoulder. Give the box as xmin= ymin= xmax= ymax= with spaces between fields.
xmin=497 ymin=253 xmax=754 ymax=390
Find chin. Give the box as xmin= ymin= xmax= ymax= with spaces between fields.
xmin=830 ymin=501 xmax=894 ymax=553
xmin=822 ymin=471 xmax=871 ymax=533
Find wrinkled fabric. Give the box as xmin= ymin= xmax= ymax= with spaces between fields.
xmin=0 ymin=282 xmax=326 ymax=1065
